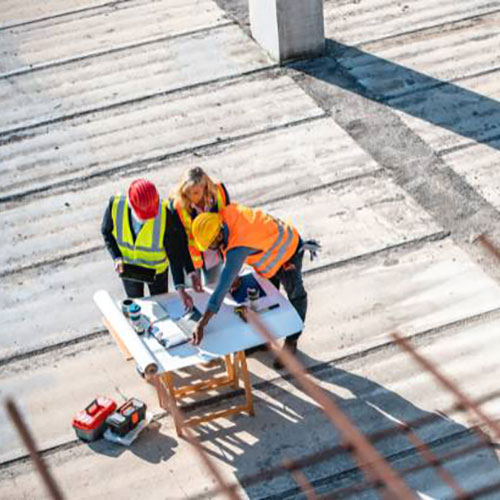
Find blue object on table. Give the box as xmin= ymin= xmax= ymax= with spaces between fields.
xmin=231 ymin=274 xmax=266 ymax=304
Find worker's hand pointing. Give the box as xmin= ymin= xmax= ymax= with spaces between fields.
xmin=191 ymin=322 xmax=204 ymax=346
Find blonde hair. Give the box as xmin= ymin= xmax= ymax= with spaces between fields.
xmin=172 ymin=167 xmax=219 ymax=211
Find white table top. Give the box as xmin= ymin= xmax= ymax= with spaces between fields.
xmin=130 ymin=272 xmax=303 ymax=372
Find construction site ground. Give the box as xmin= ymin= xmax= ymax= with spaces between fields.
xmin=2 ymin=0 xmax=500 ymax=498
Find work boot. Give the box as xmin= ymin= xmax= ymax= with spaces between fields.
xmin=273 ymin=338 xmax=298 ymax=370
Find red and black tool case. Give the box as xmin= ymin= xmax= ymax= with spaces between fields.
xmin=105 ymin=398 xmax=147 ymax=437
xmin=72 ymin=396 xmax=117 ymax=442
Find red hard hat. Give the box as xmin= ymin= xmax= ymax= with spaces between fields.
xmin=128 ymin=179 xmax=159 ymax=219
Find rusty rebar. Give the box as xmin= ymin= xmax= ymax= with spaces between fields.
xmin=193 ymin=385 xmax=500 ymax=500
xmin=318 ymin=438 xmax=498 ymax=500
xmin=5 ymin=398 xmax=65 ymax=500
xmin=477 ymin=234 xmax=500 ymax=261
xmin=244 ymin=308 xmax=417 ymax=500
xmin=401 ymin=423 xmax=469 ymax=499
xmin=284 ymin=458 xmax=319 ymax=500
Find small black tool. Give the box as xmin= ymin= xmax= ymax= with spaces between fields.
xmin=119 ymin=264 xmax=156 ymax=284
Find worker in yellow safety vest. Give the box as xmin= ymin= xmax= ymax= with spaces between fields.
xmin=101 ymin=178 xmax=195 ymax=306
xmin=170 ymin=167 xmax=230 ymax=294
xmin=189 ymin=203 xmax=319 ymax=368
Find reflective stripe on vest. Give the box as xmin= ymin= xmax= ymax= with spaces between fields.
xmin=176 ymin=183 xmax=227 ymax=269
xmin=251 ymin=221 xmax=297 ymax=276
xmin=223 ymin=204 xmax=299 ymax=279
xmin=111 ymin=196 xmax=169 ymax=273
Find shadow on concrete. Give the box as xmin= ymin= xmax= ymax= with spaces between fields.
xmin=290 ymin=39 xmax=500 ymax=152
xmin=191 ymin=351 xmax=500 ymax=499
xmin=88 ymin=420 xmax=178 ymax=464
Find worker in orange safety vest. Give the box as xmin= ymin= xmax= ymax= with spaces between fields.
xmin=189 ymin=203 xmax=317 ymax=368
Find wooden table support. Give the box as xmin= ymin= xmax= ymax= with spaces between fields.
xmin=159 ymin=351 xmax=255 ymax=436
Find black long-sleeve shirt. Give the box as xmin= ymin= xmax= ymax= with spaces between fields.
xmin=101 ymin=197 xmax=194 ymax=287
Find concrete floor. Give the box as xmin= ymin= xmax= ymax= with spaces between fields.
xmin=1 ymin=0 xmax=500 ymax=498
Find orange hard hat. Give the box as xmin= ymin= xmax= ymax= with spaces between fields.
xmin=128 ymin=179 xmax=159 ymax=219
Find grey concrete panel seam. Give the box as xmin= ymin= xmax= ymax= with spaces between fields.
xmin=382 ymin=65 xmax=500 ymax=104
xmin=0 ymin=0 xmax=132 ymax=32
xmin=255 ymin=427 xmax=480 ymax=500
xmin=0 ymin=113 xmax=328 ymax=205
xmin=439 ymin=131 xmax=500 ymax=157
xmin=2 ymin=374 xmax=497 ymax=472
xmin=286 ymin=59 xmax=500 ymax=285
xmin=3 ymin=306 xmax=500 ymax=467
xmin=0 ymin=64 xmax=279 ymax=138
xmin=0 ymin=169 xmax=382 ymax=278
xmin=0 ymin=21 xmax=236 ymax=80
xmin=0 ymin=330 xmax=108 ymax=369
xmin=0 ymin=231 xmax=450 ymax=367
xmin=0 ymin=245 xmax=103 ymax=280
xmin=303 ymin=230 xmax=450 ymax=277
xmin=352 ymin=7 xmax=500 ymax=48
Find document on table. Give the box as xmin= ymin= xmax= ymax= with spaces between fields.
xmin=153 ymin=308 xmax=202 ymax=349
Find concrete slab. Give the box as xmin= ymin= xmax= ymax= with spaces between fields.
xmin=0 ymin=117 xmax=379 ymax=274
xmin=323 ymin=9 xmax=500 ymax=156
xmin=323 ymin=0 xmax=500 ymax=46
xmin=0 ymin=24 xmax=273 ymax=134
xmin=0 ymin=0 xmax=227 ymax=76
xmin=334 ymin=11 xmax=500 ymax=100
xmin=391 ymin=70 xmax=500 ymax=154
xmin=2 ymin=304 xmax=500 ymax=498
xmin=3 ymin=238 xmax=500 ymax=464
xmin=0 ymin=72 xmax=323 ymax=200
xmin=0 ymin=0 xmax=120 ymax=28
xmin=442 ymin=144 xmax=500 ymax=211
xmin=0 ymin=175 xmax=440 ymax=358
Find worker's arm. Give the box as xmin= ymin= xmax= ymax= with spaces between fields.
xmin=101 ymin=197 xmax=123 ymax=273
xmin=192 ymin=247 xmax=254 ymax=345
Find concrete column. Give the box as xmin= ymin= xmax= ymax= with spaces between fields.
xmin=249 ymin=0 xmax=325 ymax=63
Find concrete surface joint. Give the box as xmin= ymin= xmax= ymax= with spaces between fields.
xmin=249 ymin=0 xmax=325 ymax=63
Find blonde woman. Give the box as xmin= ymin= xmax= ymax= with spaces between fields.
xmin=170 ymin=167 xmax=230 ymax=300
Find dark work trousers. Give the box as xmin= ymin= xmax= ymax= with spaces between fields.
xmin=270 ymin=243 xmax=308 ymax=342
xmin=122 ymin=269 xmax=169 ymax=298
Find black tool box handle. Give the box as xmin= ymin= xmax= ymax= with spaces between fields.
xmin=85 ymin=399 xmax=100 ymax=415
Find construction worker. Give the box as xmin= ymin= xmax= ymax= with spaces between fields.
xmin=190 ymin=203 xmax=316 ymax=367
xmin=170 ymin=167 xmax=230 ymax=288
xmin=101 ymin=178 xmax=194 ymax=307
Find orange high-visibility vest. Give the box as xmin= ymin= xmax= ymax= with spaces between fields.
xmin=222 ymin=204 xmax=300 ymax=279
xmin=175 ymin=183 xmax=228 ymax=269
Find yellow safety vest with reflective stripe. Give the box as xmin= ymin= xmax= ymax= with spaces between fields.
xmin=222 ymin=204 xmax=300 ymax=279
xmin=175 ymin=183 xmax=228 ymax=269
xmin=111 ymin=195 xmax=169 ymax=273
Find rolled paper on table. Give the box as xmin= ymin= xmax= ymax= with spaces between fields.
xmin=93 ymin=290 xmax=158 ymax=376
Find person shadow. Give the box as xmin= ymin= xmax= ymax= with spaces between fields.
xmin=191 ymin=350 xmax=500 ymax=499
xmin=289 ymin=39 xmax=500 ymax=152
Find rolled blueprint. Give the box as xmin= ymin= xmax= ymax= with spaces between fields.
xmin=93 ymin=290 xmax=158 ymax=375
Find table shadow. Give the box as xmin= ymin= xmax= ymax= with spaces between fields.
xmin=189 ymin=350 xmax=500 ymax=499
